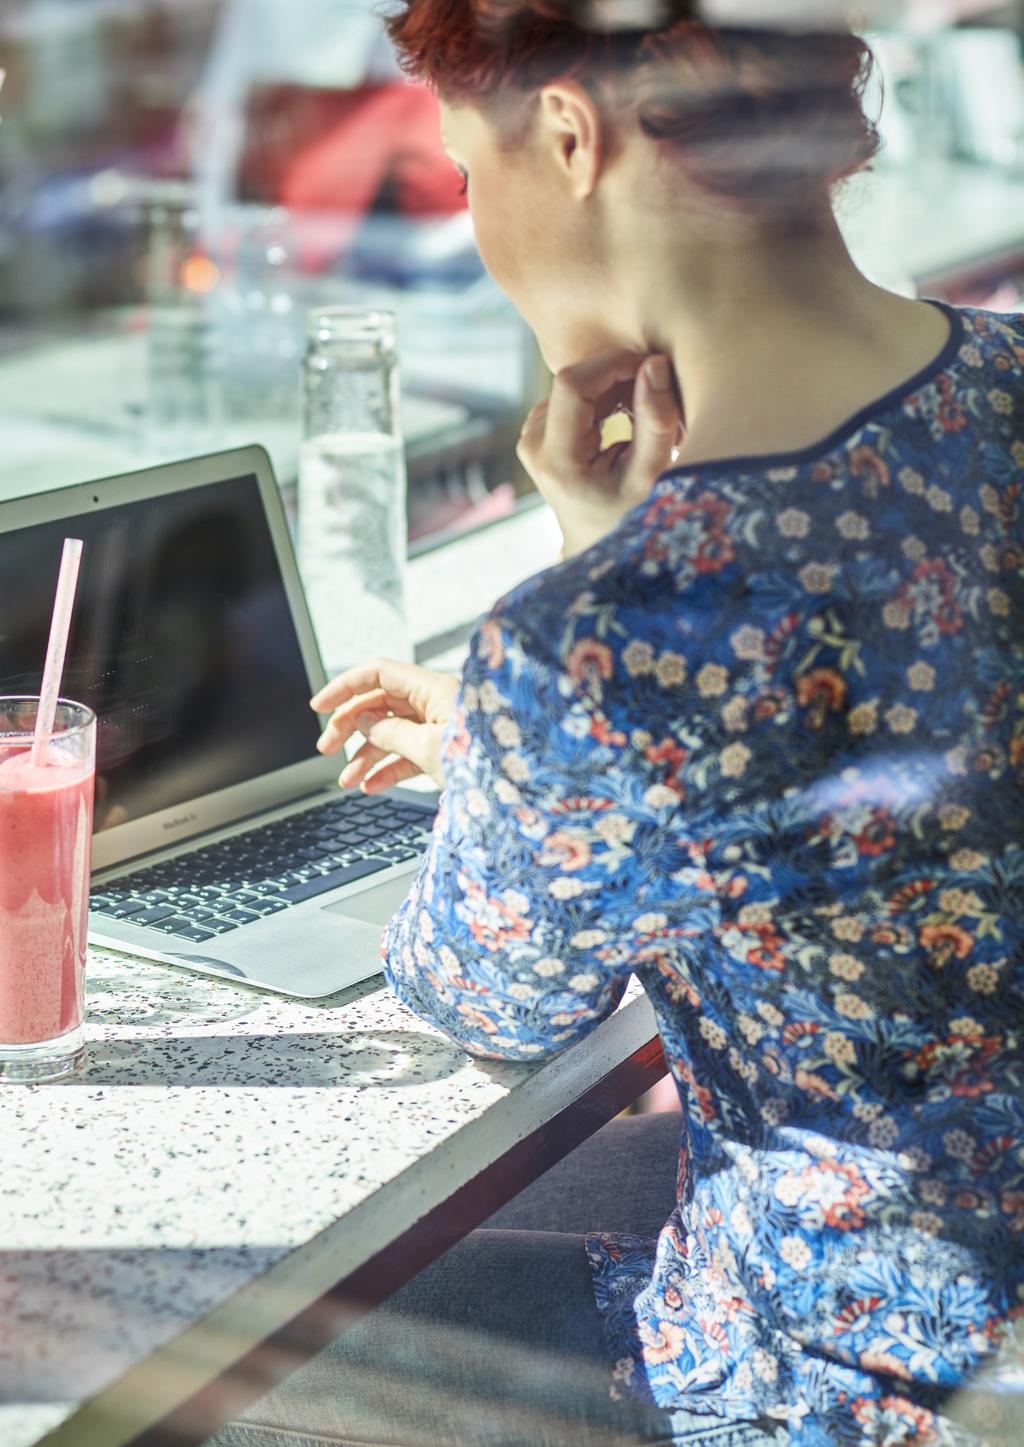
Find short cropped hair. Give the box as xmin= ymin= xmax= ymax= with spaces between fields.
xmin=384 ymin=0 xmax=881 ymax=221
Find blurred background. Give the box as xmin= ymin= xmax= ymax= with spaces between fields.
xmin=0 ymin=0 xmax=1023 ymax=553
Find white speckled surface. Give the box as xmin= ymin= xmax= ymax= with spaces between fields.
xmin=0 ymin=947 xmax=655 ymax=1447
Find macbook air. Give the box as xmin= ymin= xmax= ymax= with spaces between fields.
xmin=0 ymin=445 xmax=437 ymax=998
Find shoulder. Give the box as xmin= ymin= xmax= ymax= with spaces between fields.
xmin=955 ymin=304 xmax=1024 ymax=355
xmin=480 ymin=483 xmax=735 ymax=651
xmin=946 ymin=304 xmax=1024 ymax=401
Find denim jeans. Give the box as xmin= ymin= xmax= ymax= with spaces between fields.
xmin=205 ymin=1114 xmax=784 ymax=1447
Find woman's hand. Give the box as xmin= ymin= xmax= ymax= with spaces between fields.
xmin=517 ymin=348 xmax=684 ymax=560
xmin=310 ymin=659 xmax=459 ymax=793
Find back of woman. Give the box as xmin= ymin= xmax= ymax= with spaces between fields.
xmin=382 ymin=301 xmax=1024 ymax=1444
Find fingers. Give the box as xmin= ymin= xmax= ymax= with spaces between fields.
xmin=622 ymin=355 xmax=683 ymax=498
xmin=316 ymin=689 xmax=419 ymax=757
xmin=339 ymin=717 xmax=446 ymax=793
xmin=310 ymin=659 xmax=434 ymax=717
xmin=517 ymin=398 xmax=548 ymax=451
xmin=350 ymin=754 xmax=423 ymax=796
xmin=518 ymin=350 xmax=670 ymax=490
xmin=353 ymin=714 xmax=438 ymax=780
xmin=338 ymin=734 xmax=424 ymax=791
xmin=338 ymin=737 xmax=394 ymax=787
xmin=515 ymin=401 xmax=546 ymax=489
xmin=542 ymin=349 xmax=647 ymax=473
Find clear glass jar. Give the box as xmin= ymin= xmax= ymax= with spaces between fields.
xmin=298 ymin=308 xmax=411 ymax=675
xmin=144 ymin=186 xmax=222 ymax=449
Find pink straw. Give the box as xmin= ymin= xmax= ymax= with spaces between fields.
xmin=31 ymin=538 xmax=84 ymax=768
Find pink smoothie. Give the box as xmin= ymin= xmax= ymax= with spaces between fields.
xmin=0 ymin=748 xmax=95 ymax=1045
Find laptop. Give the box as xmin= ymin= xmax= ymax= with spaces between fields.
xmin=0 ymin=445 xmax=438 ymax=998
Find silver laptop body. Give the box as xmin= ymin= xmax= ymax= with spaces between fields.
xmin=0 ymin=445 xmax=435 ymax=998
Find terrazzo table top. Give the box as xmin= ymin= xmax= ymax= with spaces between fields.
xmin=0 ymin=947 xmax=656 ymax=1447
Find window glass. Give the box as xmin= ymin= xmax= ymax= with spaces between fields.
xmin=1 ymin=1 xmax=1022 ymax=549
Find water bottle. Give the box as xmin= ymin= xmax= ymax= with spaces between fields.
xmin=298 ymin=308 xmax=411 ymax=675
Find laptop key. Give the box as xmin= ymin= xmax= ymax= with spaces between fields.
xmin=152 ymin=916 xmax=201 ymax=935
xmin=99 ymin=900 xmax=148 ymax=920
xmin=377 ymin=846 xmax=419 ymax=864
xmin=280 ymin=857 xmax=389 ymax=903
xmin=277 ymin=869 xmax=322 ymax=887
xmin=216 ymin=908 xmax=263 ymax=925
xmin=131 ymin=906 xmax=178 ymax=926
xmin=171 ymin=927 xmax=218 ymax=943
xmin=241 ymin=897 xmax=288 ymax=917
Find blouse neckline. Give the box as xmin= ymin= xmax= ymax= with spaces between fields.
xmin=660 ymin=299 xmax=966 ymax=483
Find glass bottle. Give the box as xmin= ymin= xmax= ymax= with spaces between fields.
xmin=298 ymin=308 xmax=410 ymax=676
xmin=221 ymin=209 xmax=302 ymax=425
xmin=144 ymin=185 xmax=222 ymax=450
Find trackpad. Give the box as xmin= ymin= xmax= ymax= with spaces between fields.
xmin=322 ymin=872 xmax=417 ymax=926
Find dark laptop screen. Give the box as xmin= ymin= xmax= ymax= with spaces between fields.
xmin=0 ymin=474 xmax=323 ymax=832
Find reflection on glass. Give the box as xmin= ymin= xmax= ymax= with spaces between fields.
xmin=0 ymin=475 xmax=321 ymax=831
xmin=0 ymin=0 xmax=534 ymax=548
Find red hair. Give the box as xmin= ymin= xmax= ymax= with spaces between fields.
xmin=383 ymin=0 xmax=880 ymax=220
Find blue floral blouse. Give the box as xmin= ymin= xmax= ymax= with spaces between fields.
xmin=383 ymin=303 xmax=1024 ymax=1447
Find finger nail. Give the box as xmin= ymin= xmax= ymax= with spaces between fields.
xmin=645 ymin=356 xmax=672 ymax=392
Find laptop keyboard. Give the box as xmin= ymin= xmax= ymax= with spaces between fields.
xmin=90 ymin=793 xmax=436 ymax=945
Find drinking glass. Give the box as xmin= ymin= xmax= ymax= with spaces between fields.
xmin=0 ymin=698 xmax=96 ymax=1083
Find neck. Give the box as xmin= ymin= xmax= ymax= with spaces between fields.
xmin=626 ymin=211 xmax=946 ymax=467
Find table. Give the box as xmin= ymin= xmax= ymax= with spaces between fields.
xmin=0 ymin=950 xmax=664 ymax=1447
xmin=1 ymin=496 xmax=660 ymax=1447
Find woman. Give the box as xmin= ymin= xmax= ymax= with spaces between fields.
xmin=213 ymin=3 xmax=1024 ymax=1445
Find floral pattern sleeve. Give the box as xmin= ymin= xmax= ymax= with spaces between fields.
xmin=381 ymin=610 xmax=706 ymax=1060
xmin=382 ymin=303 xmax=1024 ymax=1447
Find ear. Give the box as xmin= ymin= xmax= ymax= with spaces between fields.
xmin=536 ymin=80 xmax=603 ymax=199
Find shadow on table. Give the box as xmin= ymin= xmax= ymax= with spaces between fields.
xmin=86 ymin=964 xmax=385 ymax=1030
xmin=0 ymin=1244 xmax=284 ymax=1408
xmin=69 ymin=1031 xmax=466 ymax=1089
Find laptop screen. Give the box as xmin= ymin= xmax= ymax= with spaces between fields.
xmin=0 ymin=473 xmax=323 ymax=832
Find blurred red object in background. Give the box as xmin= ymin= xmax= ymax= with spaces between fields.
xmin=238 ymin=81 xmax=466 ymax=218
